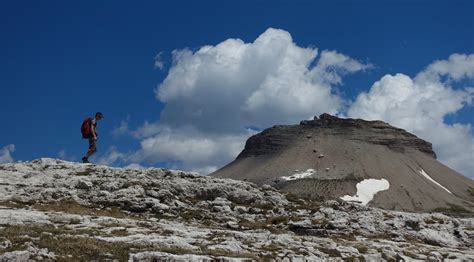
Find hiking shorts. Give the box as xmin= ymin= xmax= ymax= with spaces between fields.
xmin=88 ymin=137 xmax=97 ymax=152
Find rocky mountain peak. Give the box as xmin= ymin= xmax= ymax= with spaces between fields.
xmin=213 ymin=114 xmax=474 ymax=213
xmin=240 ymin=113 xmax=436 ymax=160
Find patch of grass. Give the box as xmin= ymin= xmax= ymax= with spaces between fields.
xmin=468 ymin=187 xmax=474 ymax=197
xmin=201 ymin=248 xmax=258 ymax=260
xmin=383 ymin=212 xmax=395 ymax=220
xmin=289 ymin=216 xmax=305 ymax=223
xmin=253 ymin=202 xmax=275 ymax=210
xmin=432 ymin=203 xmax=472 ymax=215
xmin=194 ymin=188 xmax=224 ymax=202
xmin=311 ymin=218 xmax=330 ymax=226
xmin=110 ymin=228 xmax=129 ymax=237
xmin=336 ymin=233 xmax=357 ymax=241
xmin=0 ymin=201 xmax=29 ymax=209
xmin=39 ymin=235 xmax=135 ymax=261
xmin=403 ymin=234 xmax=421 ymax=244
xmin=74 ymin=228 xmax=106 ymax=236
xmin=32 ymin=200 xmax=128 ymax=218
xmin=267 ymin=215 xmax=289 ymax=225
xmin=260 ymin=242 xmax=282 ymax=255
xmin=238 ymin=218 xmax=264 ymax=228
xmin=0 ymin=224 xmax=144 ymax=260
xmin=180 ymin=209 xmax=209 ymax=221
xmin=157 ymin=246 xmax=197 ymax=256
xmin=284 ymin=193 xmax=321 ymax=213
xmin=120 ymin=180 xmax=141 ymax=189
xmin=237 ymin=218 xmax=286 ymax=234
xmin=318 ymin=247 xmax=341 ymax=257
xmin=354 ymin=244 xmax=368 ymax=254
xmin=367 ymin=233 xmax=403 ymax=241
xmin=343 ymin=256 xmax=366 ymax=262
xmin=73 ymin=170 xmax=93 ymax=176
xmin=424 ymin=217 xmax=445 ymax=224
xmin=403 ymin=250 xmax=420 ymax=259
xmin=226 ymin=195 xmax=257 ymax=206
xmin=285 ymin=193 xmax=305 ymax=203
xmin=160 ymin=229 xmax=175 ymax=236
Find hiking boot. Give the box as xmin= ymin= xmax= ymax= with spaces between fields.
xmin=82 ymin=157 xmax=90 ymax=163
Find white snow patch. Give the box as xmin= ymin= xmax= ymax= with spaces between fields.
xmin=340 ymin=179 xmax=390 ymax=206
xmin=280 ymin=169 xmax=316 ymax=181
xmin=419 ymin=169 xmax=452 ymax=194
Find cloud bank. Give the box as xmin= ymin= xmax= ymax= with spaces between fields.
xmin=0 ymin=144 xmax=15 ymax=164
xmin=131 ymin=28 xmax=370 ymax=173
xmin=120 ymin=28 xmax=473 ymax=178
xmin=348 ymin=54 xmax=474 ymax=177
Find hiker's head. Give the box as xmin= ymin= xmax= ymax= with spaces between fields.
xmin=95 ymin=112 xmax=104 ymax=120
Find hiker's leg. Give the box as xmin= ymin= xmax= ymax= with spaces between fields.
xmin=84 ymin=138 xmax=97 ymax=159
xmin=85 ymin=149 xmax=95 ymax=158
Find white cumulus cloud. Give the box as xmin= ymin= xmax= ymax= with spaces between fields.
xmin=0 ymin=144 xmax=15 ymax=164
xmin=129 ymin=125 xmax=256 ymax=174
xmin=130 ymin=28 xmax=370 ymax=173
xmin=348 ymin=53 xmax=474 ymax=178
xmin=154 ymin=51 xmax=165 ymax=70
xmin=97 ymin=146 xmax=126 ymax=167
xmin=112 ymin=115 xmax=130 ymax=137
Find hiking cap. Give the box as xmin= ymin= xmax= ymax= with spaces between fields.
xmin=96 ymin=112 xmax=104 ymax=118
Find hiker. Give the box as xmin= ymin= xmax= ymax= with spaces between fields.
xmin=81 ymin=112 xmax=104 ymax=163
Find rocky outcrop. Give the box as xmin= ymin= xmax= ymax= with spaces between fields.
xmin=0 ymin=159 xmax=473 ymax=260
xmin=239 ymin=113 xmax=436 ymax=159
xmin=212 ymin=114 xmax=474 ymax=212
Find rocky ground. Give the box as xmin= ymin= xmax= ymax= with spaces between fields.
xmin=0 ymin=158 xmax=473 ymax=261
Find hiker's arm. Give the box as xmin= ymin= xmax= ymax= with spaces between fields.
xmin=91 ymin=126 xmax=97 ymax=140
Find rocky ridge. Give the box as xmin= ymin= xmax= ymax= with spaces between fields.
xmin=0 ymin=159 xmax=473 ymax=261
xmin=238 ymin=113 xmax=436 ymax=159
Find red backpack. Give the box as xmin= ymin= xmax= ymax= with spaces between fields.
xmin=81 ymin=118 xmax=93 ymax=138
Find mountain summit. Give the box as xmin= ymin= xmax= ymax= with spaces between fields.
xmin=212 ymin=114 xmax=474 ymax=212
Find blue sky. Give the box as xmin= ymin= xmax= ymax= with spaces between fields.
xmin=1 ymin=0 xmax=473 ymax=177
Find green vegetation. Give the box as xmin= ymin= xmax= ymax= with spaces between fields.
xmin=73 ymin=170 xmax=93 ymax=176
xmin=318 ymin=247 xmax=341 ymax=257
xmin=32 ymin=200 xmax=129 ymax=218
xmin=432 ymin=203 xmax=472 ymax=215
xmin=237 ymin=218 xmax=287 ymax=234
xmin=424 ymin=217 xmax=445 ymax=224
xmin=354 ymin=244 xmax=368 ymax=254
xmin=468 ymin=187 xmax=474 ymax=197
xmin=0 ymin=225 xmax=137 ymax=260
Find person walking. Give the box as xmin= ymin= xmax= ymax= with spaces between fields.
xmin=81 ymin=112 xmax=104 ymax=163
